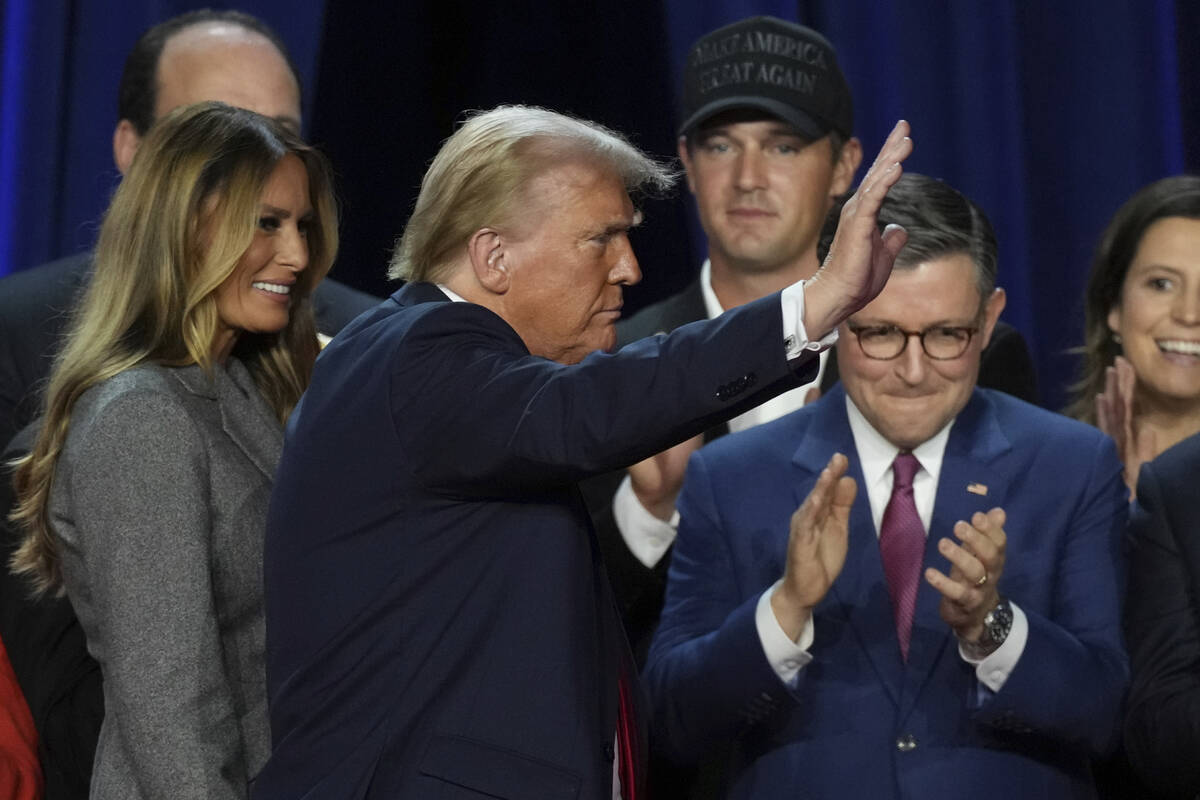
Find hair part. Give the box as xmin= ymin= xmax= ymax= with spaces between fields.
xmin=10 ymin=102 xmax=338 ymax=594
xmin=117 ymin=9 xmax=301 ymax=136
xmin=817 ymin=172 xmax=999 ymax=300
xmin=1066 ymin=175 xmax=1200 ymax=422
xmin=389 ymin=105 xmax=676 ymax=284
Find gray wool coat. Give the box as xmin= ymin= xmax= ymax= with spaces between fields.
xmin=49 ymin=359 xmax=281 ymax=799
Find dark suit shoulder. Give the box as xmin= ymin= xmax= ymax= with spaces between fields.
xmin=977 ymin=387 xmax=1103 ymax=443
xmin=0 ymin=252 xmax=92 ymax=320
xmin=617 ymin=278 xmax=707 ymax=346
xmin=1142 ymin=431 xmax=1200 ymax=487
xmin=318 ymin=284 xmax=526 ymax=378
xmin=978 ymin=320 xmax=1038 ymax=404
xmin=0 ymin=252 xmax=94 ymax=449
xmin=311 ymin=277 xmax=382 ymax=336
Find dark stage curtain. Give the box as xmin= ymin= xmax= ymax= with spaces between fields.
xmin=2 ymin=0 xmax=1194 ymax=409
xmin=0 ymin=0 xmax=325 ymax=275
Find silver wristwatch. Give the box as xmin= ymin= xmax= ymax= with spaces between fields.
xmin=960 ymin=598 xmax=1013 ymax=660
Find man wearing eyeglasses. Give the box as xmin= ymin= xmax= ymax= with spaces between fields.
xmin=643 ymin=173 xmax=1128 ymax=799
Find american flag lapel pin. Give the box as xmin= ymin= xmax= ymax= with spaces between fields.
xmin=966 ymin=482 xmax=988 ymax=496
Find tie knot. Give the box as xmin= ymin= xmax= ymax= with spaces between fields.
xmin=892 ymin=452 xmax=920 ymax=489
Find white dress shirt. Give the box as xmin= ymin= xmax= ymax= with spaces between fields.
xmin=613 ymin=260 xmax=831 ymax=568
xmin=755 ymin=394 xmax=1029 ymax=693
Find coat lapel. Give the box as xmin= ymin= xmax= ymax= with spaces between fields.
xmin=172 ymin=361 xmax=283 ymax=480
xmin=899 ymin=390 xmax=1013 ymax=720
xmin=795 ymin=388 xmax=904 ymax=706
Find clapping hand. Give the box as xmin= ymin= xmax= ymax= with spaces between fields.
xmin=770 ymin=453 xmax=857 ymax=641
xmin=1095 ymin=355 xmax=1156 ymax=496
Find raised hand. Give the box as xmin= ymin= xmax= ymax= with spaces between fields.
xmin=629 ymin=434 xmax=705 ymax=521
xmin=1095 ymin=355 xmax=1156 ymax=496
xmin=771 ymin=453 xmax=857 ymax=641
xmin=805 ymin=120 xmax=914 ymax=339
xmin=924 ymin=508 xmax=1007 ymax=644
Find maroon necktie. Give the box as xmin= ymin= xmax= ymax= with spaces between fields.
xmin=616 ymin=671 xmax=639 ymax=799
xmin=879 ymin=452 xmax=924 ymax=661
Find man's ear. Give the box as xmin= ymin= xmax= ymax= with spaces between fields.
xmin=113 ymin=119 xmax=142 ymax=175
xmin=677 ymin=136 xmax=697 ymax=194
xmin=466 ymin=228 xmax=510 ymax=294
xmin=979 ymin=287 xmax=1007 ymax=349
xmin=830 ymin=136 xmax=863 ymax=197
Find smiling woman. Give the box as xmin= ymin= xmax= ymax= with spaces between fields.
xmin=1069 ymin=176 xmax=1200 ymax=494
xmin=8 ymin=102 xmax=337 ymax=799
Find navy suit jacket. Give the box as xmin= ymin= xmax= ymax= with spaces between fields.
xmin=645 ymin=385 xmax=1128 ymax=800
xmin=1124 ymin=432 xmax=1200 ymax=798
xmin=586 ymin=276 xmax=1041 ymax=670
xmin=256 ymin=282 xmax=815 ymax=799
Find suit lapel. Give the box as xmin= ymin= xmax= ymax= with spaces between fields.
xmin=899 ymin=390 xmax=1012 ymax=719
xmin=796 ymin=389 xmax=904 ymax=706
xmin=173 ymin=361 xmax=282 ymax=480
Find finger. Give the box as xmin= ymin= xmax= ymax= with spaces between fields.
xmin=955 ymin=525 xmax=1003 ymax=575
xmin=826 ymin=451 xmax=849 ymax=481
xmin=1116 ymin=355 xmax=1136 ymax=401
xmin=1095 ymin=376 xmax=1114 ymax=437
xmin=966 ymin=510 xmax=1006 ymax=547
xmin=852 ymin=160 xmax=907 ymax=221
xmin=924 ymin=566 xmax=976 ymax=605
xmin=862 ymin=120 xmax=912 ymax=180
xmin=833 ymin=475 xmax=857 ymax=508
xmin=803 ymin=386 xmax=821 ymax=406
xmin=955 ymin=521 xmax=999 ymax=566
xmin=794 ymin=457 xmax=841 ymax=528
xmin=937 ymin=537 xmax=987 ymax=583
xmin=985 ymin=507 xmax=1006 ymax=530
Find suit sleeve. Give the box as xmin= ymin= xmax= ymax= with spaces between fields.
xmin=643 ymin=452 xmax=798 ymax=765
xmin=1123 ymin=459 xmax=1200 ymax=797
xmin=68 ymin=390 xmax=248 ymax=799
xmin=970 ymin=432 xmax=1128 ymax=757
xmin=392 ymin=293 xmax=813 ymax=495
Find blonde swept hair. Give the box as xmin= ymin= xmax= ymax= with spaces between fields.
xmin=389 ymin=105 xmax=675 ymax=284
xmin=10 ymin=101 xmax=338 ymax=593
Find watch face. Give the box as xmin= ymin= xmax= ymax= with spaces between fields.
xmin=984 ymin=600 xmax=1013 ymax=644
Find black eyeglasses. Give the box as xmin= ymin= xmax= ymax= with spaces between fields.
xmin=846 ymin=322 xmax=979 ymax=361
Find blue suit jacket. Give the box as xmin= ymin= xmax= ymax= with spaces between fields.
xmin=255 ymin=282 xmax=814 ymax=799
xmin=645 ymin=385 xmax=1128 ymax=800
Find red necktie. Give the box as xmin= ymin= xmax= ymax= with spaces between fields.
xmin=879 ymin=452 xmax=924 ymax=661
xmin=616 ymin=671 xmax=639 ymax=799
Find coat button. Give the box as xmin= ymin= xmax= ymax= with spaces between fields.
xmin=603 ymin=742 xmax=615 ymax=761
xmin=896 ymin=734 xmax=918 ymax=752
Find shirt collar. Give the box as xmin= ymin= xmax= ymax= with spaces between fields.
xmin=698 ymin=260 xmax=725 ymax=320
xmin=844 ymin=393 xmax=954 ymax=488
xmin=436 ymin=283 xmax=467 ymax=303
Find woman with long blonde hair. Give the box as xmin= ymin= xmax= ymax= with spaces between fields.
xmin=9 ymin=101 xmax=337 ymax=798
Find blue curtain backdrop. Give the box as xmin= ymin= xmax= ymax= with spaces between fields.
xmin=0 ymin=0 xmax=325 ymax=273
xmin=0 ymin=0 xmax=1192 ymax=410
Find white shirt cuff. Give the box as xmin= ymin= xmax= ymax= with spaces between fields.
xmin=959 ymin=601 xmax=1029 ymax=693
xmin=755 ymin=580 xmax=814 ymax=686
xmin=781 ymin=279 xmax=838 ymax=360
xmin=612 ymin=475 xmax=677 ymax=569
